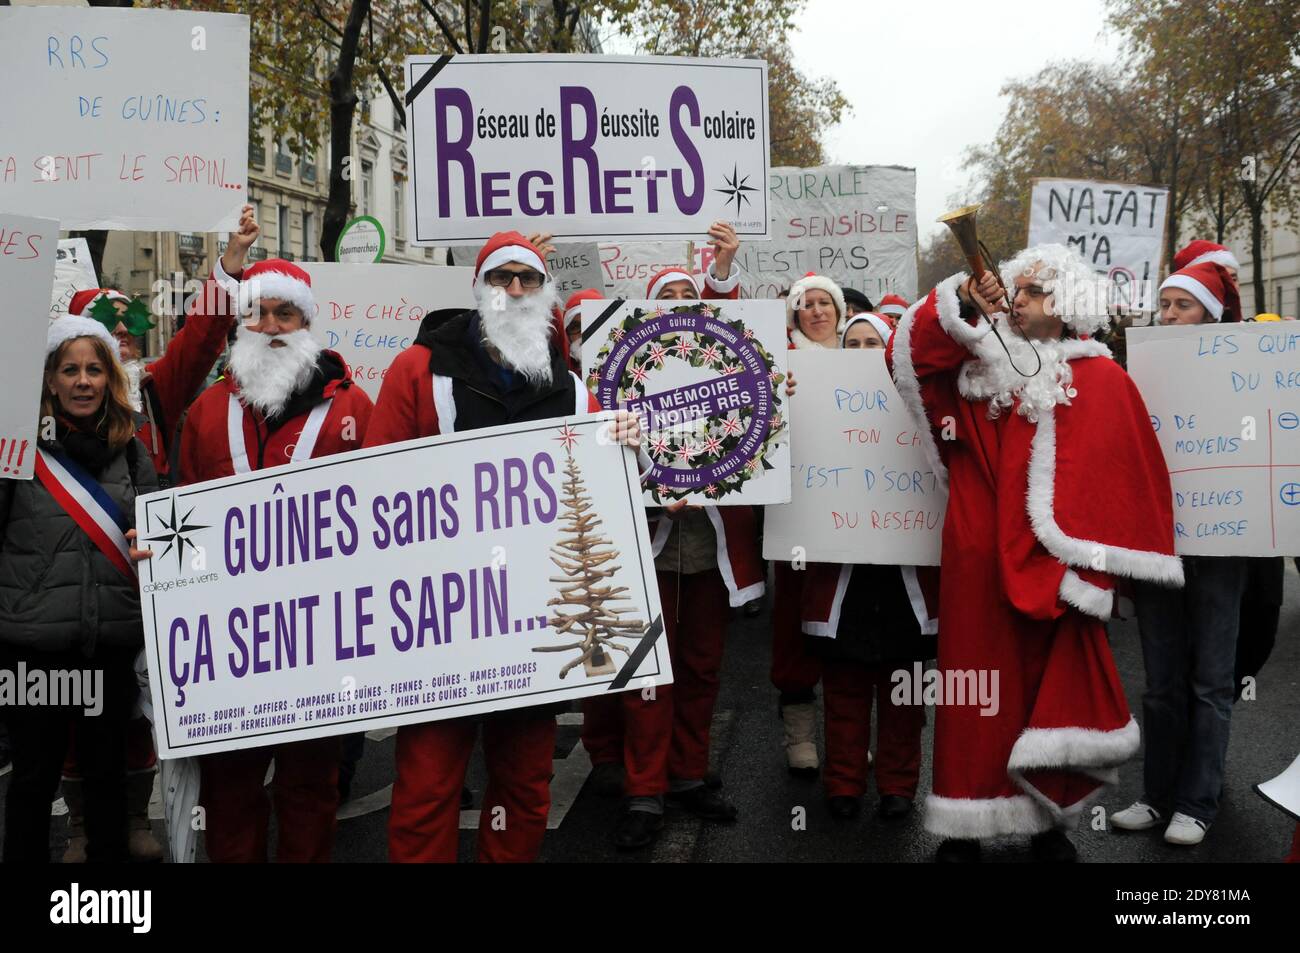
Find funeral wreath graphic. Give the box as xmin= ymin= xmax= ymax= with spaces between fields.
xmin=585 ymin=302 xmax=787 ymax=503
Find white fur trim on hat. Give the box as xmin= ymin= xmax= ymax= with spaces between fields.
xmin=1159 ymin=274 xmax=1223 ymax=321
xmin=47 ymin=315 xmax=120 ymax=361
xmin=649 ymin=270 xmax=699 ymax=300
xmin=840 ymin=313 xmax=892 ymax=347
xmin=477 ymin=245 xmax=548 ymax=284
xmin=1188 ymin=249 xmax=1240 ymax=271
xmin=787 ymin=275 xmax=846 ymax=329
xmin=239 ymin=271 xmax=318 ymax=323
xmin=878 ymin=303 xmax=906 ymax=316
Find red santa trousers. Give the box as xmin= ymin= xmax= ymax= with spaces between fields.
xmin=199 ymin=737 xmax=340 ymax=862
xmin=822 ymin=659 xmax=926 ymax=799
xmin=771 ymin=561 xmax=823 ymax=698
xmin=580 ymin=685 xmax=674 ymax=797
xmin=388 ymin=708 xmax=555 ymax=863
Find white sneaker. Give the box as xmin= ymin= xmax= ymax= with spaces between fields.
xmin=1164 ymin=812 xmax=1209 ymax=845
xmin=1110 ymin=801 xmax=1164 ymax=831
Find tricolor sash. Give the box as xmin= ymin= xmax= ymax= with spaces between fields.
xmin=34 ymin=447 xmax=136 ymax=579
xmin=226 ymin=393 xmax=333 ymax=474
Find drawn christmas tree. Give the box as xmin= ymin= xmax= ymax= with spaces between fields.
xmin=534 ymin=425 xmax=648 ymax=678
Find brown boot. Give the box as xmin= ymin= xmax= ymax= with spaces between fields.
xmin=126 ymin=769 xmax=164 ymax=863
xmin=60 ymin=778 xmax=88 ymax=864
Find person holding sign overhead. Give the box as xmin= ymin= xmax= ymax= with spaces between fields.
xmin=176 ymin=211 xmax=374 ymax=863
xmin=1110 ymin=258 xmax=1249 ymax=847
xmin=888 ymin=243 xmax=1182 ymax=862
xmin=0 ymin=317 xmax=158 ymax=862
xmin=365 ymin=231 xmax=643 ymax=863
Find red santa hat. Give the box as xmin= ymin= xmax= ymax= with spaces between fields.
xmin=840 ymin=312 xmax=893 ymax=346
xmin=474 ymin=231 xmax=549 ymax=286
xmin=1159 ymin=261 xmax=1241 ymax=323
xmin=786 ymin=273 xmax=846 ymax=329
xmin=239 ymin=258 xmax=317 ymax=322
xmin=68 ymin=288 xmax=131 ymax=318
xmin=1174 ymin=239 xmax=1240 ymax=273
xmin=47 ymin=314 xmax=121 ymax=360
xmin=563 ymin=288 xmax=603 ymax=329
xmin=876 ymin=293 xmax=910 ymax=318
xmin=646 ymin=267 xmax=700 ymax=300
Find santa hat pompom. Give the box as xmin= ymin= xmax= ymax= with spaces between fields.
xmin=646 ymin=267 xmax=700 ymax=300
xmin=1174 ymin=239 xmax=1240 ymax=273
xmin=47 ymin=314 xmax=121 ymax=361
xmin=998 ymin=244 xmax=1112 ymax=336
xmin=786 ymin=273 xmax=847 ymax=330
xmin=474 ymin=231 xmax=549 ymax=286
xmin=238 ymin=258 xmax=318 ymax=323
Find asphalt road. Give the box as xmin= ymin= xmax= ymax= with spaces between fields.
xmin=4 ymin=563 xmax=1297 ymax=863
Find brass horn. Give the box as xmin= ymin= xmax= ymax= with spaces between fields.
xmin=937 ymin=203 xmax=1011 ymax=314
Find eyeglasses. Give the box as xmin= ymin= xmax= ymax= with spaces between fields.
xmin=484 ymin=268 xmax=545 ymax=289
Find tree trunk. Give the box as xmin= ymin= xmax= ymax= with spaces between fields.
xmin=1248 ymin=199 xmax=1265 ymax=319
xmin=320 ymin=0 xmax=371 ymax=263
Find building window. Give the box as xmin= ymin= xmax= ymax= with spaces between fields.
xmin=393 ymin=181 xmax=404 ymax=239
xmin=301 ymin=151 xmax=317 ymax=184
xmin=249 ymin=136 xmax=265 ymax=169
xmin=302 ymin=211 xmax=317 ymax=261
xmin=275 ymin=139 xmax=292 ymax=176
xmin=361 ymin=160 xmax=374 ymax=215
xmin=278 ymin=205 xmax=291 ymax=259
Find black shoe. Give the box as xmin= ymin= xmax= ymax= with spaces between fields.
xmin=876 ymin=795 xmax=913 ymax=820
xmin=1030 ymin=828 xmax=1077 ymax=863
xmin=743 ymin=599 xmax=764 ymax=618
xmin=827 ymin=795 xmax=861 ymax=820
xmin=702 ymin=771 xmax=723 ymax=790
xmin=614 ymin=808 xmax=664 ymax=850
xmin=460 ymin=786 xmax=473 ymax=810
xmin=935 ymin=838 xmax=982 ymax=863
xmin=588 ymin=762 xmax=625 ymax=798
xmin=667 ymin=785 xmax=739 ymax=822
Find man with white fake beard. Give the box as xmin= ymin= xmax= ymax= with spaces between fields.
xmin=887 ymin=243 xmax=1182 ymax=863
xmin=176 ymin=234 xmax=373 ymax=862
xmin=365 ymin=231 xmax=643 ymax=863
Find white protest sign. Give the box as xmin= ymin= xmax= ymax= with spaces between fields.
xmin=1127 ymin=322 xmax=1300 ymax=556
xmin=136 ymin=413 xmax=669 ymax=758
xmin=581 ymin=299 xmax=790 ymax=506
xmin=1028 ymin=177 xmax=1169 ymax=314
xmin=0 ymin=214 xmax=58 ymax=481
xmin=404 ymin=54 xmax=769 ymax=243
xmin=49 ymin=237 xmax=99 ymax=318
xmin=301 ymin=263 xmax=475 ymax=401
xmin=598 ymin=240 xmax=697 ymax=298
xmin=762 ymin=350 xmax=945 ymax=565
xmin=450 ymin=242 xmax=604 ymax=299
xmin=0 ymin=6 xmax=249 ymax=231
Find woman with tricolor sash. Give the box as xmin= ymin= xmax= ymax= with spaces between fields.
xmin=0 ymin=316 xmax=157 ymax=862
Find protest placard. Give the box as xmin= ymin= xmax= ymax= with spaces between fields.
xmin=450 ymin=242 xmax=604 ymax=299
xmin=1127 ymin=322 xmax=1300 ymax=556
xmin=301 ymin=263 xmax=475 ymax=401
xmin=49 ymin=237 xmax=99 ymax=318
xmin=0 ymin=6 xmax=249 ymax=231
xmin=1028 ymin=177 xmax=1169 ymax=314
xmin=404 ymin=54 xmax=769 ymax=243
xmin=581 ymin=298 xmax=790 ymax=506
xmin=136 ymin=413 xmax=669 ymax=758
xmin=762 ymin=350 xmax=945 ymax=565
xmin=0 ymin=214 xmax=58 ymax=481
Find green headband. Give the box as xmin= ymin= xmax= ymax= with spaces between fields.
xmin=88 ymin=294 xmax=156 ymax=337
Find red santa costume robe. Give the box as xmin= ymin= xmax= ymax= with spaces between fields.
xmin=886 ymin=273 xmax=1183 ymax=838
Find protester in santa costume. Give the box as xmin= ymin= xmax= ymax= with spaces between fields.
xmin=799 ymin=314 xmax=939 ymax=821
xmin=562 ymin=288 xmax=603 ymax=376
xmin=1172 ymin=239 xmax=1240 ymax=282
xmin=54 ymin=209 xmax=249 ymax=864
xmin=768 ymin=273 xmax=849 ymax=779
xmin=887 ymin=243 xmax=1182 ymax=862
xmin=1110 ymin=261 xmax=1250 ymax=847
xmin=364 ymin=231 xmax=642 ymax=863
xmin=178 ymin=252 xmax=372 ymax=863
xmin=0 ymin=317 xmax=157 ymax=862
xmin=842 ymin=287 xmax=875 ymax=318
xmin=876 ymin=293 xmax=910 ymax=325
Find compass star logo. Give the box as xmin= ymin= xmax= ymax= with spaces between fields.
xmin=716 ymin=164 xmax=758 ymax=215
xmin=145 ymin=497 xmax=211 ymax=572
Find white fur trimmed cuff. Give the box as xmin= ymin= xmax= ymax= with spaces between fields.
xmin=935 ymin=272 xmax=994 ymax=348
xmin=704 ymin=261 xmax=740 ymax=295
xmin=1058 ymin=569 xmax=1113 ymax=620
xmin=1007 ymin=717 xmax=1140 ymax=776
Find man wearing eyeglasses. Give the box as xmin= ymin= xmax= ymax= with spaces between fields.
xmin=365 ymin=230 xmax=643 ymax=863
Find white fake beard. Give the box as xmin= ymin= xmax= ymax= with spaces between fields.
xmin=475 ymin=282 xmax=559 ymax=388
xmin=228 ymin=325 xmax=322 ymax=417
xmin=122 ymin=359 xmax=144 ymax=413
xmin=958 ymin=320 xmax=1077 ymax=423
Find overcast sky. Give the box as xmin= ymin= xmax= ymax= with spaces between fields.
xmin=789 ymin=0 xmax=1126 ymax=240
